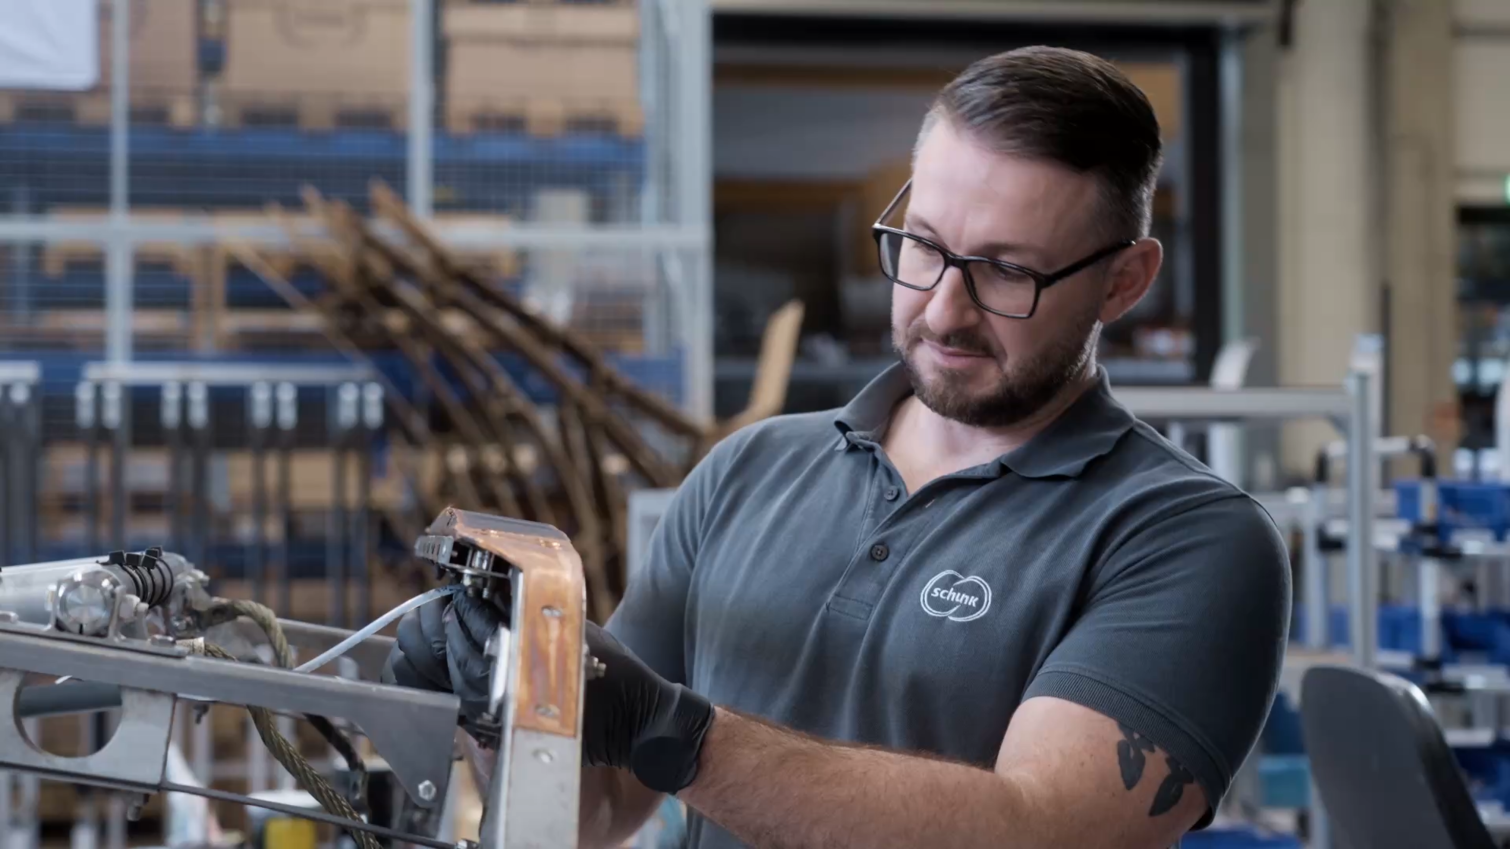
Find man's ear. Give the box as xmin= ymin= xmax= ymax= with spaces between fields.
xmin=1099 ymin=238 xmax=1163 ymax=324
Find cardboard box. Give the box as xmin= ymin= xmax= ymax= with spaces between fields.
xmin=221 ymin=0 xmax=410 ymax=127
xmin=444 ymin=4 xmax=640 ymax=135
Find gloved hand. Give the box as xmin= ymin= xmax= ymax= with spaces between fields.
xmin=582 ymin=621 xmax=715 ymax=795
xmin=382 ymin=592 xmax=506 ymax=738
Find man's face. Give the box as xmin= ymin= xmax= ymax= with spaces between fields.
xmin=890 ymin=120 xmax=1121 ymax=429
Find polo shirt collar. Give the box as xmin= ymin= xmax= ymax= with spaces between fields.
xmin=832 ymin=361 xmax=1135 ymax=479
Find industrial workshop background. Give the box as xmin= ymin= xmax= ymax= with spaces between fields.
xmin=0 ymin=0 xmax=714 ymax=841
xmin=0 ymin=0 xmax=712 ymax=598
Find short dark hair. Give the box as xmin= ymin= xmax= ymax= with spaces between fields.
xmin=918 ymin=46 xmax=1163 ymax=241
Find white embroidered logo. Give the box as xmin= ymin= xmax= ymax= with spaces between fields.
xmin=920 ymin=571 xmax=993 ymax=622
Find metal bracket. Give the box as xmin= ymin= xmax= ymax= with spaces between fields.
xmin=0 ymin=626 xmax=459 ymax=808
xmin=0 ymin=669 xmax=174 ymax=793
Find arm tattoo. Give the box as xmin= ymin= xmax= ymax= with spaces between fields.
xmin=1115 ymin=724 xmax=1156 ymax=791
xmin=1149 ymin=756 xmax=1195 ymax=817
xmin=1115 ymin=726 xmax=1197 ymax=817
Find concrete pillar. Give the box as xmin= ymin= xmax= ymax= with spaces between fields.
xmin=1381 ymin=0 xmax=1457 ymax=456
xmin=1276 ymin=0 xmax=1380 ymax=477
xmin=1233 ymin=21 xmax=1281 ymax=490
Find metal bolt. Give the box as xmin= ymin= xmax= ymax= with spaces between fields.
xmin=535 ymin=704 xmax=559 ymax=719
xmin=417 ymin=780 xmax=437 ymax=802
xmin=541 ymin=606 xmax=561 ymax=619
xmin=534 ymin=748 xmax=555 ymax=764
xmin=0 ymin=612 xmax=17 ymax=624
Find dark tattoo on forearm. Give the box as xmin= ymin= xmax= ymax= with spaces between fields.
xmin=1115 ymin=723 xmax=1157 ymax=790
xmin=1149 ymin=756 xmax=1195 ymax=816
xmin=1115 ymin=726 xmax=1197 ymax=817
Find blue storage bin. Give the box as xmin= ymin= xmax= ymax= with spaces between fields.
xmin=1397 ymin=479 xmax=1510 ymax=540
xmin=1290 ymin=605 xmax=1425 ymax=655
xmin=1453 ymin=743 xmax=1510 ymax=810
xmin=1257 ymin=755 xmax=1311 ymax=809
xmin=1181 ymin=826 xmax=1302 ymax=849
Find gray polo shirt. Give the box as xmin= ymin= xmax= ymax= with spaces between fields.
xmin=607 ymin=363 xmax=1292 ymax=848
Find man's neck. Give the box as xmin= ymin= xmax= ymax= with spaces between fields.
xmin=882 ymin=365 xmax=1099 ymax=487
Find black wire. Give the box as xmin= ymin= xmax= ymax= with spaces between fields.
xmin=160 ymin=782 xmax=451 ymax=849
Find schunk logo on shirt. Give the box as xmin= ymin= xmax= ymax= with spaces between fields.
xmin=920 ymin=571 xmax=993 ymax=622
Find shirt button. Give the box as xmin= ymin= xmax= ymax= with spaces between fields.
xmin=883 ymin=486 xmax=900 ymax=501
xmin=870 ymin=543 xmax=889 ymax=562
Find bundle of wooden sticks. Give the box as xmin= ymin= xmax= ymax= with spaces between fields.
xmin=224 ymin=181 xmax=803 ymax=621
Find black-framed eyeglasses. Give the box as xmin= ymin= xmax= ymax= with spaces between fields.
xmin=870 ymin=179 xmax=1136 ymax=319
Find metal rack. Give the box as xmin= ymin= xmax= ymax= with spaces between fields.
xmin=0 ymin=0 xmax=716 ymax=417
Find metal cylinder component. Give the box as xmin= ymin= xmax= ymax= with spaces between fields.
xmin=53 ymin=569 xmax=122 ymax=636
xmin=0 ymin=552 xmax=193 ymax=629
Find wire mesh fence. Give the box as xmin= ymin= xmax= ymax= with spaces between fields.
xmin=0 ymin=0 xmax=707 ymax=575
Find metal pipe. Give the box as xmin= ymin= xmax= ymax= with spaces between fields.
xmin=19 ymin=382 xmax=39 ymax=563
xmin=187 ymin=383 xmax=209 ymax=572
xmin=250 ymin=383 xmax=272 ymax=606
xmin=275 ymin=383 xmax=297 ymax=617
xmin=0 ymin=388 xmax=11 ymax=567
xmin=330 ymin=383 xmax=358 ymax=627
xmin=102 ymin=382 xmax=125 ymax=551
xmin=104 ymin=0 xmax=131 ymax=367
xmin=80 ymin=382 xmax=100 ymax=554
xmin=675 ymin=0 xmax=713 ymax=421
xmin=162 ymin=382 xmax=183 ymax=552
xmin=1303 ymin=484 xmax=1329 ymax=650
xmin=356 ymin=383 xmax=383 ymax=625
xmin=1346 ymin=370 xmax=1378 ymax=669
xmin=15 ymin=681 xmax=124 ymax=719
xmin=407 ymin=0 xmax=434 ymax=218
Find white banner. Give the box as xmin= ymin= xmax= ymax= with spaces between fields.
xmin=0 ymin=0 xmax=99 ymax=91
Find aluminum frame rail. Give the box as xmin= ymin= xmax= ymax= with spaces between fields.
xmin=1116 ymin=376 xmax=1380 ymax=672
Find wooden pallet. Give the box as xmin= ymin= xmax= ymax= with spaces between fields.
xmin=0 ymin=91 xmax=195 ymax=129
xmin=216 ymin=93 xmax=409 ymax=132
xmin=41 ymin=208 xmax=205 ymax=278
xmin=444 ymin=98 xmax=643 ymax=137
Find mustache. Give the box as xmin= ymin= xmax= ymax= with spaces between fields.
xmin=905 ymin=324 xmax=995 ymax=357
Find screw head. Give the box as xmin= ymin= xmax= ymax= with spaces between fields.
xmin=535 ymin=704 xmax=559 ymax=719
xmin=541 ymin=606 xmax=561 ymax=619
xmin=417 ymin=780 xmax=437 ymax=801
xmin=534 ymin=748 xmax=555 ymax=764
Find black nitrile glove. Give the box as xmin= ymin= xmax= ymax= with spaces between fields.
xmin=582 ymin=620 xmax=715 ymax=795
xmin=383 ymin=592 xmax=507 ymax=737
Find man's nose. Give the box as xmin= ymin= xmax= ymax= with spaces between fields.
xmin=924 ymin=265 xmax=982 ymax=334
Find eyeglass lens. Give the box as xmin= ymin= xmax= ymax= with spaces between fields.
xmin=877 ymin=231 xmax=1037 ymax=316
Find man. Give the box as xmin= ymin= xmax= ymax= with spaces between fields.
xmin=389 ymin=46 xmax=1291 ymax=848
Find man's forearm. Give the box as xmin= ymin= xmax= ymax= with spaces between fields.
xmin=580 ymin=765 xmax=664 ymax=849
xmin=677 ymin=707 xmax=1034 ymax=849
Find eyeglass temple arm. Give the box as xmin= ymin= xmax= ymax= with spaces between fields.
xmin=874 ymin=179 xmax=913 ymax=228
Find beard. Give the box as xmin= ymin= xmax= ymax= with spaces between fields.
xmin=894 ymin=307 xmax=1101 ymax=429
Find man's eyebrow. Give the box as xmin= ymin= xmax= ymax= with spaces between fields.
xmin=902 ymin=214 xmax=1038 ymax=262
xmin=902 ymin=213 xmax=939 ymax=240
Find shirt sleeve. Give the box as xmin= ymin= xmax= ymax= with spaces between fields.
xmin=1021 ymin=493 xmax=1292 ymax=824
xmin=604 ymin=431 xmax=739 ymax=686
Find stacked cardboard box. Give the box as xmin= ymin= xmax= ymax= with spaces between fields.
xmin=220 ymin=0 xmax=411 ymax=130
xmin=444 ymin=1 xmax=642 ymax=136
